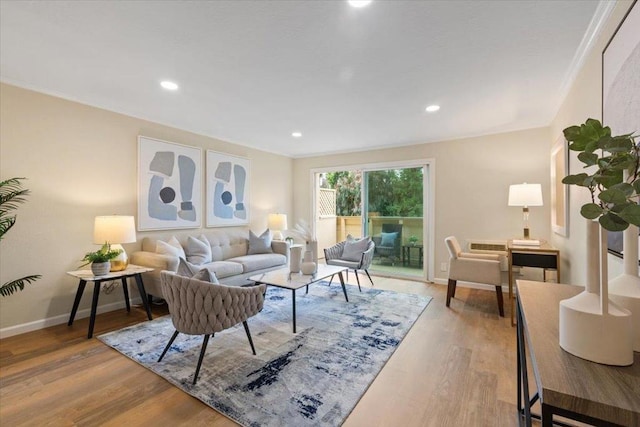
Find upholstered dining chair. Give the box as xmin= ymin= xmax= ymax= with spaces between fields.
xmin=444 ymin=236 xmax=504 ymax=317
xmin=158 ymin=271 xmax=266 ymax=384
xmin=324 ymin=238 xmax=375 ymax=291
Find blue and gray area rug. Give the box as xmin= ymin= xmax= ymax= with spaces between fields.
xmin=98 ymin=282 xmax=431 ymax=427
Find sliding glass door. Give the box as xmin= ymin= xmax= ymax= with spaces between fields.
xmin=363 ymin=167 xmax=425 ymax=279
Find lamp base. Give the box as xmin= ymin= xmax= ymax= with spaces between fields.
xmin=110 ymin=244 xmax=129 ymax=271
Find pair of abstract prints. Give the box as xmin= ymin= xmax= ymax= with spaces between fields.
xmin=138 ymin=136 xmax=249 ymax=231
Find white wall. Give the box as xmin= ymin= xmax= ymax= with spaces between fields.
xmin=293 ymin=127 xmax=552 ymax=283
xmin=0 ymin=84 xmax=293 ymax=336
xmin=550 ymin=0 xmax=636 ymax=285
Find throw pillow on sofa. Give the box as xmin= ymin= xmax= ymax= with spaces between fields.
xmin=248 ymin=229 xmax=273 ymax=255
xmin=342 ymin=236 xmax=370 ymax=261
xmin=177 ymin=258 xmax=220 ymax=284
xmin=185 ymin=235 xmax=212 ymax=265
xmin=156 ymin=236 xmax=186 ymax=259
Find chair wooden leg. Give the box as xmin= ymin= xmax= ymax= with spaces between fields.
xmin=495 ymin=286 xmax=505 ymax=317
xmin=193 ymin=334 xmax=211 ymax=385
xmin=354 ymin=270 xmax=361 ymax=292
xmin=157 ymin=330 xmax=179 ymax=362
xmin=446 ymin=279 xmax=457 ymax=307
xmin=364 ymin=270 xmax=374 ymax=286
xmin=243 ymin=321 xmax=256 ymax=355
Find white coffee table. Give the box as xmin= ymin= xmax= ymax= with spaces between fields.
xmin=249 ymin=264 xmax=349 ymax=333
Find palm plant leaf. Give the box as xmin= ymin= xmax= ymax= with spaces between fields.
xmin=0 ymin=275 xmax=42 ymax=297
xmin=0 ymin=177 xmax=40 ymax=296
xmin=0 ymin=178 xmax=29 ymax=241
xmin=0 ymin=216 xmax=17 ymax=240
xmin=0 ymin=177 xmax=30 ymax=213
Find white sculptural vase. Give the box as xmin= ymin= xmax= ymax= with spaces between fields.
xmin=301 ymin=250 xmax=317 ymax=275
xmin=290 ymin=245 xmax=303 ymax=273
xmin=559 ymin=220 xmax=634 ymax=366
xmin=306 ymin=240 xmax=318 ymax=263
xmin=609 ymin=224 xmax=640 ymax=352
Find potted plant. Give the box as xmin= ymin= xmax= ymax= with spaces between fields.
xmin=80 ymin=243 xmax=122 ymax=276
xmin=408 ymin=235 xmax=419 ymax=246
xmin=562 ymin=118 xmax=640 ymax=231
xmin=0 ymin=177 xmax=41 ymax=297
xmin=559 ymin=118 xmax=639 ymax=365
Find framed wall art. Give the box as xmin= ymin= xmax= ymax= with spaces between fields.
xmin=138 ymin=136 xmax=202 ymax=231
xmin=602 ymin=0 xmax=639 ymax=261
xmin=551 ymin=135 xmax=569 ymax=237
xmin=206 ymin=150 xmax=250 ymax=227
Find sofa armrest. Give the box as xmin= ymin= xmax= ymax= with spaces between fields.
xmin=271 ymin=240 xmax=289 ymax=262
xmin=130 ymin=251 xmax=179 ymax=272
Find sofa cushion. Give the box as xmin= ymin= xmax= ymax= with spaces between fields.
xmin=156 ymin=236 xmax=186 ymax=259
xmin=342 ymin=237 xmax=370 ymax=261
xmin=200 ymin=261 xmax=244 ymax=279
xmin=192 ymin=268 xmax=220 ymax=284
xmin=227 ymin=253 xmax=286 ymax=273
xmin=248 ymin=229 xmax=273 ymax=255
xmin=185 ymin=235 xmax=212 ymax=265
xmin=177 ymin=257 xmax=220 ymax=284
xmin=177 ymin=257 xmax=196 ymax=276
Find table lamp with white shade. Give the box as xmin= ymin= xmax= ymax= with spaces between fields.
xmin=94 ymin=215 xmax=136 ymax=271
xmin=508 ymin=183 xmax=543 ymax=240
xmin=268 ymin=213 xmax=288 ymax=241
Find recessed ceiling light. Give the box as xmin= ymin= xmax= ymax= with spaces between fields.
xmin=160 ymin=81 xmax=179 ymax=91
xmin=292 ymin=132 xmax=302 ymax=138
xmin=425 ymin=105 xmax=440 ymax=113
xmin=348 ymin=0 xmax=372 ymax=8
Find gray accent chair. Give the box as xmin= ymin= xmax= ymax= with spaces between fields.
xmin=445 ymin=236 xmax=504 ymax=316
xmin=324 ymin=240 xmax=375 ymax=291
xmin=157 ymin=271 xmax=266 ymax=384
xmin=372 ymin=224 xmax=402 ymax=265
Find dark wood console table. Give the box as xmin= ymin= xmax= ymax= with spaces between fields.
xmin=509 ymin=241 xmax=560 ymax=326
xmin=516 ymin=280 xmax=640 ymax=426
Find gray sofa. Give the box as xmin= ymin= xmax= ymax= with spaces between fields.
xmin=130 ymin=229 xmax=289 ymax=300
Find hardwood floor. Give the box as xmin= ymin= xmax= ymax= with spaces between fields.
xmin=0 ymin=277 xmax=523 ymax=426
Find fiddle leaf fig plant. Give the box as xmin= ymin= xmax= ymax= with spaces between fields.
xmin=562 ymin=118 xmax=640 ymax=231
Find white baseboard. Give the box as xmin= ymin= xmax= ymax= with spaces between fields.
xmin=0 ymin=297 xmax=143 ymax=339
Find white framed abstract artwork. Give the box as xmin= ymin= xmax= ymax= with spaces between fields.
xmin=602 ymin=1 xmax=639 ymax=260
xmin=138 ymin=136 xmax=202 ymax=231
xmin=550 ymin=136 xmax=568 ymax=237
xmin=206 ymin=151 xmax=250 ymax=227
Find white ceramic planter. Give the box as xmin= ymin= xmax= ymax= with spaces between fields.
xmin=290 ymin=246 xmax=303 ymax=273
xmin=609 ymin=224 xmax=640 ymax=352
xmin=559 ymin=220 xmax=634 ymax=366
xmin=91 ymin=261 xmax=111 ymax=276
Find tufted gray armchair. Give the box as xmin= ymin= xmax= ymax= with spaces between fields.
xmin=157 ymin=271 xmax=266 ymax=384
xmin=324 ymin=239 xmax=375 ymax=291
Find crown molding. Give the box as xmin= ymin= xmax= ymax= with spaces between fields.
xmin=554 ymin=0 xmax=616 ymax=112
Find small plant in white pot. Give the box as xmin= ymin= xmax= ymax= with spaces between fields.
xmin=560 ymin=118 xmax=639 ymax=365
xmin=80 ymin=243 xmax=122 ymax=276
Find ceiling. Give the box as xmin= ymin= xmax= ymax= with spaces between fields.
xmin=0 ymin=1 xmax=608 ymax=158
